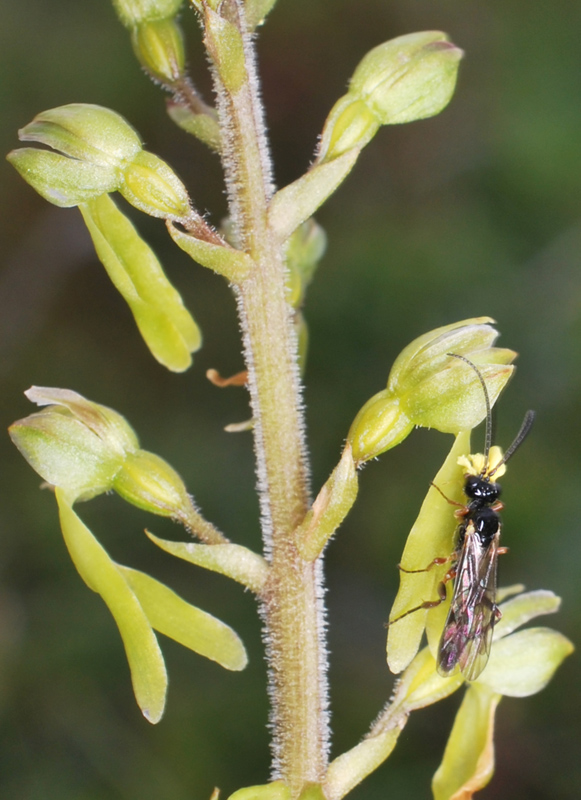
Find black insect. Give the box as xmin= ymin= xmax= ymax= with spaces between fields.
xmin=395 ymin=353 xmax=535 ymax=681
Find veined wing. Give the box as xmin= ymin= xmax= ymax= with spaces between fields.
xmin=436 ymin=521 xmax=500 ymax=681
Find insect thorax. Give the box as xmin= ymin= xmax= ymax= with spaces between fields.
xmin=470 ymin=506 xmax=501 ymax=545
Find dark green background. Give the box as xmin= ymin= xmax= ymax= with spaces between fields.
xmin=1 ymin=1 xmax=579 ymax=798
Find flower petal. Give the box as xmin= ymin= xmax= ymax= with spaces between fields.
xmin=146 ymin=532 xmax=268 ymax=594
xmin=477 ymin=627 xmax=574 ymax=697
xmin=55 ymin=489 xmax=167 ymax=722
xmin=397 ymin=646 xmax=463 ymax=712
xmin=119 ymin=566 xmax=248 ymax=671
xmin=432 ymin=683 xmax=501 ymax=800
xmin=387 ymin=431 xmax=469 ymax=674
xmin=80 ymin=194 xmax=200 ymax=371
xmin=493 ymin=590 xmax=561 ymax=641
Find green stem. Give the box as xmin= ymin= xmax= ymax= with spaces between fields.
xmin=205 ymin=1 xmax=328 ymax=793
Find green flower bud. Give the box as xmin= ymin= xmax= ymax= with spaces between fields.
xmin=8 ymin=103 xmax=144 ymax=206
xmin=14 ymin=103 xmax=142 ymax=167
xmin=350 ymin=31 xmax=463 ymax=126
xmin=9 ymin=387 xmax=138 ymax=501
xmin=113 ymin=449 xmax=196 ymax=523
xmin=348 ymin=318 xmax=516 ymax=464
xmin=120 ymin=150 xmax=191 ymax=220
xmin=111 ymin=0 xmax=182 ymax=27
xmin=131 ymin=18 xmax=185 ymax=83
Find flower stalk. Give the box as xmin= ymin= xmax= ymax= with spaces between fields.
xmin=203 ymin=0 xmax=327 ymax=792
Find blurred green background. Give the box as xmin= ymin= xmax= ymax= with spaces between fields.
xmin=1 ymin=0 xmax=580 ymax=797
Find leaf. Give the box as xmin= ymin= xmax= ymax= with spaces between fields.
xmin=166 ymin=102 xmax=221 ymax=152
xmin=80 ymin=194 xmax=201 ymax=372
xmin=432 ymin=683 xmax=500 ymax=800
xmin=119 ymin=566 xmax=248 ymax=671
xmin=55 ymin=489 xmax=167 ymax=723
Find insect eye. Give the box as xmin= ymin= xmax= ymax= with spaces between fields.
xmin=465 ymin=475 xmax=486 ymax=498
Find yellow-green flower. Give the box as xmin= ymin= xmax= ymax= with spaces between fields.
xmin=393 ymin=588 xmax=573 ymax=800
xmin=348 ymin=317 xmax=515 ymax=464
xmin=8 ymin=104 xmax=192 ymax=221
xmin=10 ymin=386 xmax=200 ymax=526
xmin=9 ymin=386 xmax=249 ymax=722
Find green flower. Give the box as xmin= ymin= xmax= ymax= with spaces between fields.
xmin=10 ymin=386 xmax=200 ymax=525
xmin=9 ymin=386 xmax=249 ymax=722
xmin=319 ymin=31 xmax=463 ymax=162
xmin=8 ymin=104 xmax=192 ymax=221
xmin=394 ymin=589 xmax=572 ymax=800
xmin=348 ymin=317 xmax=515 ymax=464
xmin=54 ymin=488 xmax=247 ymax=723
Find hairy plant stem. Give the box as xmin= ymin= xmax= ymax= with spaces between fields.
xmin=206 ymin=2 xmax=328 ymax=793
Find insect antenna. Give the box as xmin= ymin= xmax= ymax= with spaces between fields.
xmin=446 ymin=352 xmax=493 ymax=473
xmin=488 ymin=409 xmax=535 ymax=477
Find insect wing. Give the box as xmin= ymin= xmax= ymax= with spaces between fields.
xmin=436 ymin=523 xmax=500 ymax=681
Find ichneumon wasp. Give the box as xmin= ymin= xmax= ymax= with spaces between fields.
xmin=392 ymin=352 xmax=535 ymax=681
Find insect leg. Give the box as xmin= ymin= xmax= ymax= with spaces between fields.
xmin=389 ymin=596 xmax=446 ymax=625
xmin=389 ymin=564 xmax=457 ymax=625
xmin=430 ymin=481 xmax=464 ymax=507
xmin=398 ymin=553 xmax=455 ymax=574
